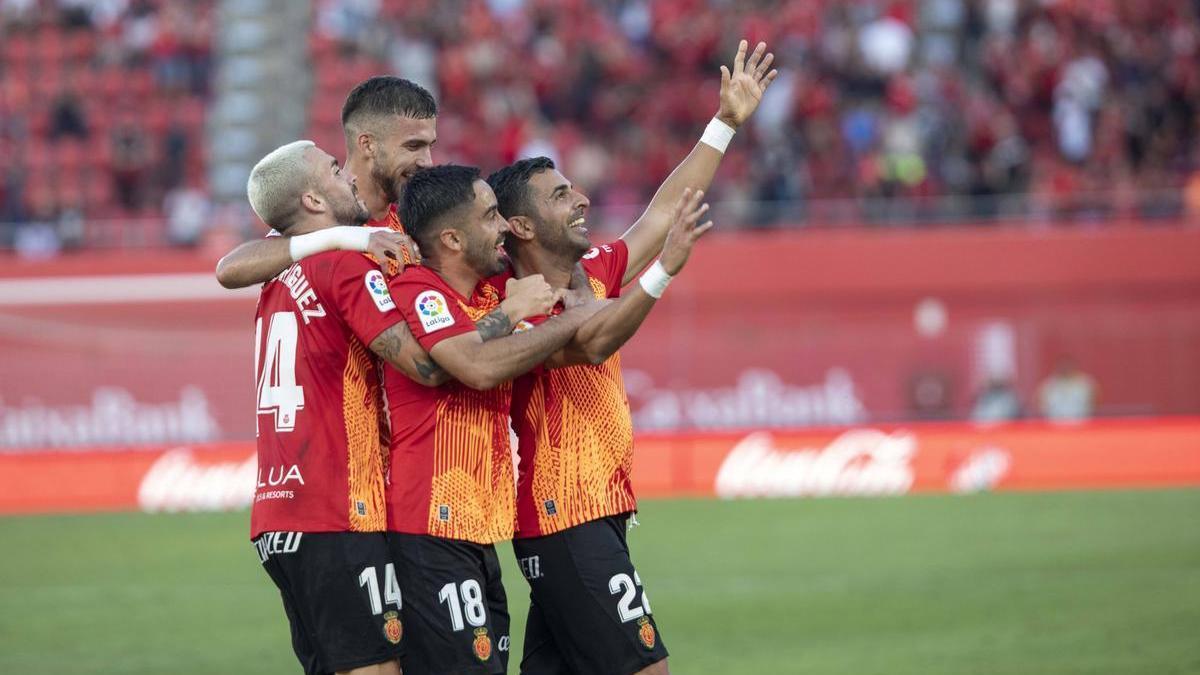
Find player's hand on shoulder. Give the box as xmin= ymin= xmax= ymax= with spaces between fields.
xmin=561 ymin=263 xmax=599 ymax=309
xmin=660 ymin=187 xmax=713 ymax=276
xmin=367 ymin=230 xmax=420 ymax=273
xmin=504 ymin=273 xmax=557 ymax=321
xmin=716 ymin=39 xmax=779 ymax=129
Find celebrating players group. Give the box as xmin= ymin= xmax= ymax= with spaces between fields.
xmin=220 ymin=40 xmax=777 ymax=675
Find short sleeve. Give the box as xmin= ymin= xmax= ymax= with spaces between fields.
xmin=579 ymin=239 xmax=628 ymax=299
xmin=387 ymin=269 xmax=476 ymax=351
xmin=327 ymin=253 xmax=405 ymax=346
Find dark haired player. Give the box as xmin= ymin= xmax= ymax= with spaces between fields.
xmin=380 ymin=164 xmax=603 ymax=674
xmin=217 ymin=76 xmax=437 ymax=289
xmin=485 ymin=40 xmax=776 ymax=675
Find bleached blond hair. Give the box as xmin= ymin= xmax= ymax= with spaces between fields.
xmin=246 ymin=140 xmax=317 ymax=230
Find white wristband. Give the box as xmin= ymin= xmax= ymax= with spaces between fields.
xmin=289 ymin=226 xmax=376 ymax=261
xmin=700 ymin=117 xmax=736 ymax=153
xmin=637 ymin=260 xmax=673 ymax=299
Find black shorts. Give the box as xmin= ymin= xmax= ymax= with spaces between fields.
xmin=386 ymin=532 xmax=510 ymax=675
xmin=253 ymin=531 xmax=404 ymax=675
xmin=512 ymin=514 xmax=669 ymax=675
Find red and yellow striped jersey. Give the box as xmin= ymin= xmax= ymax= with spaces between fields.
xmin=383 ymin=266 xmax=515 ymax=544
xmin=510 ymin=240 xmax=638 ymax=537
xmin=250 ymin=251 xmax=403 ymax=538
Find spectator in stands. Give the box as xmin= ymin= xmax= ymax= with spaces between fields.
xmin=48 ymin=85 xmax=89 ymax=141
xmin=109 ymin=108 xmax=152 ymax=210
xmin=908 ymin=369 xmax=953 ymax=421
xmin=971 ymin=377 xmax=1022 ymax=423
xmin=1037 ymin=357 xmax=1098 ymax=422
xmin=163 ymin=174 xmax=211 ymax=246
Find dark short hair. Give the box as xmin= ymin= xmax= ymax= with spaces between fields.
xmin=485 ymin=156 xmax=556 ymax=220
xmin=399 ymin=165 xmax=481 ymax=253
xmin=341 ymin=76 xmax=437 ymax=129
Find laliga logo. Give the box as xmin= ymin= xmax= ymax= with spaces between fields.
xmin=418 ymin=293 xmax=446 ymax=317
xmin=714 ymin=430 xmax=916 ymax=498
xmin=366 ymin=271 xmax=388 ymax=296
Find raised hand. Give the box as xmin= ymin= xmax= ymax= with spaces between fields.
xmin=503 ymin=273 xmax=557 ymax=322
xmin=717 ymin=39 xmax=779 ymax=129
xmin=367 ymin=229 xmax=420 ymax=273
xmin=659 ymin=188 xmax=713 ymax=276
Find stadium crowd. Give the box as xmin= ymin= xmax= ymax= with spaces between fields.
xmin=315 ymin=0 xmax=1200 ymax=226
xmin=3 ymin=0 xmax=1200 ymax=252
xmin=0 ymin=0 xmax=211 ymax=251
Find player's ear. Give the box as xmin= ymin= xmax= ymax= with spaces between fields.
xmin=300 ymin=191 xmax=325 ymax=215
xmin=357 ymin=132 xmax=374 ymax=159
xmin=505 ymin=215 xmax=535 ymax=242
xmin=440 ymin=228 xmax=464 ymax=252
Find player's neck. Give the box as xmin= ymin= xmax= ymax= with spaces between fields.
xmin=286 ymin=218 xmax=331 ymax=238
xmin=511 ymin=245 xmax=573 ymax=288
xmin=426 ymin=257 xmax=480 ymax=299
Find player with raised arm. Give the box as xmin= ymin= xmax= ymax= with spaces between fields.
xmin=245 ymin=141 xmax=557 ymax=674
xmin=216 ymin=77 xmax=436 ymax=289
xmin=483 ymin=39 xmax=776 ymax=675
xmin=379 ymin=165 xmax=603 ymax=674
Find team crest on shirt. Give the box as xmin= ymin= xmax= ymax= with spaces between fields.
xmin=416 ymin=291 xmax=455 ymax=333
xmin=637 ymin=617 xmax=656 ymax=649
xmin=513 ymin=320 xmax=534 ymax=333
xmin=383 ymin=611 xmax=403 ymax=644
xmin=473 ymin=627 xmax=492 ymax=661
xmin=364 ymin=270 xmax=395 ymax=312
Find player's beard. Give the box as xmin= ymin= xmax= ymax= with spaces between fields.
xmin=466 ymin=230 xmax=508 ymax=277
xmin=332 ymin=193 xmax=370 ymax=226
xmin=372 ymin=161 xmax=401 ymax=206
xmin=537 ymin=213 xmax=591 ymax=262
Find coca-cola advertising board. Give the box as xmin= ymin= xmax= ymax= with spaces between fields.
xmin=1 ymin=418 xmax=1196 ymax=516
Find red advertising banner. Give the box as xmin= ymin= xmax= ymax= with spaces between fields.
xmin=3 ymin=225 xmax=1200 ymax=449
xmin=1 ymin=418 xmax=1197 ymax=516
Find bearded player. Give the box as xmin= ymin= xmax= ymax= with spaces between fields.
xmin=379 ymin=164 xmax=611 ymax=674
xmin=246 ymin=138 xmax=441 ymax=675
xmin=217 ymin=76 xmax=434 ymax=289
xmin=484 ymin=40 xmax=776 ymax=675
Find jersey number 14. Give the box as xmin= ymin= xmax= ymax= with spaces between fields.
xmin=255 ymin=312 xmax=306 ymax=433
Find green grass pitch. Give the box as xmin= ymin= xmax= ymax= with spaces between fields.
xmin=1 ymin=490 xmax=1197 ymax=674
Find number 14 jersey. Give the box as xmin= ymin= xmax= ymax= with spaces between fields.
xmin=250 ymin=250 xmax=403 ymax=539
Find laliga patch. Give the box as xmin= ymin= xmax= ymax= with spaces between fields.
xmin=364 ymin=270 xmax=395 ymax=312
xmin=415 ymin=291 xmax=455 ymax=333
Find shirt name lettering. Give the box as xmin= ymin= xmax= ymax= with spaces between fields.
xmin=281 ymin=265 xmax=327 ymax=324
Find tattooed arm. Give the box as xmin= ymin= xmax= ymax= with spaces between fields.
xmin=428 ymin=302 xmax=601 ymax=391
xmin=474 ymin=309 xmax=513 ymax=341
xmin=369 ymin=322 xmax=449 ymax=387
xmin=368 ymin=307 xmax=521 ymax=388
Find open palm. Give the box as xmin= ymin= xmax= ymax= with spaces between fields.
xmin=717 ymin=40 xmax=778 ymax=128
